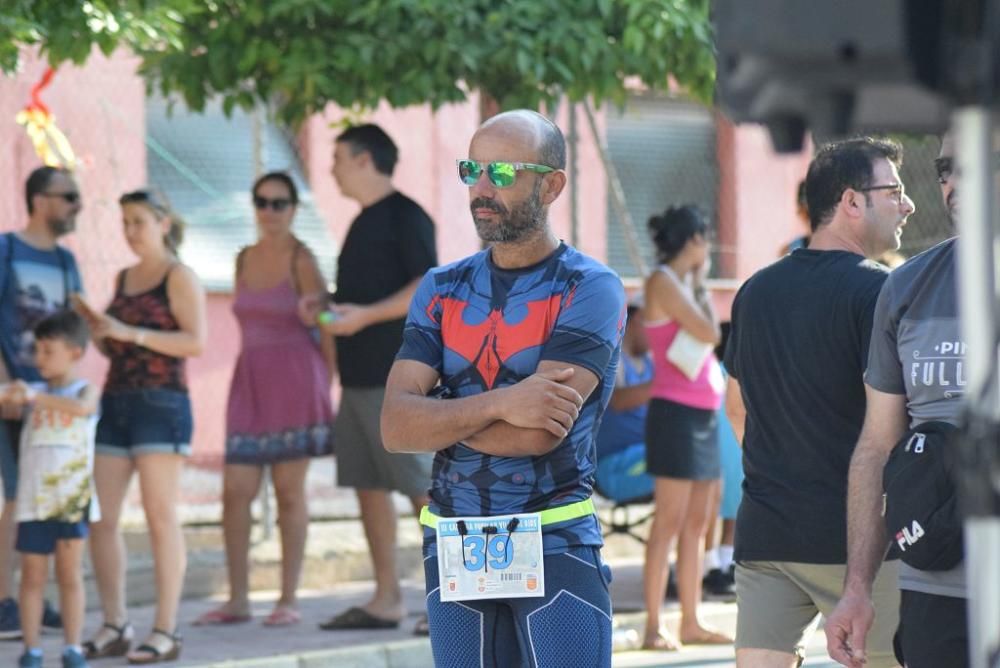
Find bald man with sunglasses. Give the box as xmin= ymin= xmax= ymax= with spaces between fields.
xmin=381 ymin=110 xmax=626 ymax=667
xmin=0 ymin=166 xmax=84 ymax=639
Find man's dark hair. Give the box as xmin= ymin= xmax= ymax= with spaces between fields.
xmin=648 ymin=204 xmax=709 ymax=264
xmin=25 ymin=166 xmax=71 ymax=214
xmin=336 ymin=124 xmax=398 ymax=176
xmin=252 ymin=171 xmax=299 ymax=205
xmin=805 ymin=137 xmax=903 ymax=232
xmin=34 ymin=309 xmax=89 ymax=350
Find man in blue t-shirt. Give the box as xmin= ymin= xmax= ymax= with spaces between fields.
xmin=382 ymin=110 xmax=625 ymax=667
xmin=0 ymin=166 xmax=83 ymax=638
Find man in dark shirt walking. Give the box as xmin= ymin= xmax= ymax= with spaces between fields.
xmin=724 ymin=138 xmax=914 ymax=667
xmin=310 ymin=124 xmax=437 ymax=631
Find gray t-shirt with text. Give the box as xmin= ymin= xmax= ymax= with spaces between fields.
xmin=865 ymin=237 xmax=965 ymax=598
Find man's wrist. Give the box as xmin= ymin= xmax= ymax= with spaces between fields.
xmin=841 ymin=576 xmax=874 ymax=599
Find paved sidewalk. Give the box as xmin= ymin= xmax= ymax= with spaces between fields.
xmin=0 ymin=558 xmax=839 ymax=667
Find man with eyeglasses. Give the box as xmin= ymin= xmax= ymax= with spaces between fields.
xmin=825 ymin=134 xmax=971 ymax=668
xmin=307 ymin=124 xmax=439 ymax=633
xmin=724 ymin=137 xmax=915 ymax=668
xmin=0 ymin=165 xmax=83 ymax=639
xmin=380 ymin=109 xmax=625 ymax=666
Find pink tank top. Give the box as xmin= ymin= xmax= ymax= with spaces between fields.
xmin=645 ymin=318 xmax=724 ymax=410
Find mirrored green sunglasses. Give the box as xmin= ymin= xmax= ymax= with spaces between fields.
xmin=457 ymin=159 xmax=555 ymax=188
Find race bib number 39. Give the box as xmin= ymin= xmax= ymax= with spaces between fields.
xmin=437 ymin=512 xmax=544 ymax=602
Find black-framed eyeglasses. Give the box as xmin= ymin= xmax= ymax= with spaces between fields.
xmin=857 ymin=183 xmax=906 ymax=203
xmin=39 ymin=191 xmax=80 ymax=205
xmin=934 ymin=157 xmax=954 ymax=185
xmin=253 ymin=196 xmax=294 ymax=212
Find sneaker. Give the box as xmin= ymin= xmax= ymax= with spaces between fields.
xmin=703 ymin=567 xmax=736 ymax=597
xmin=41 ymin=600 xmax=63 ymax=633
xmin=0 ymin=597 xmax=22 ymax=640
xmin=61 ymin=647 xmax=89 ymax=668
xmin=18 ymin=649 xmax=42 ymax=668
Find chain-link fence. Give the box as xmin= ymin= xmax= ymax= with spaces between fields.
xmin=601 ymin=94 xmax=726 ymax=281
xmin=896 ymin=135 xmax=954 ymax=257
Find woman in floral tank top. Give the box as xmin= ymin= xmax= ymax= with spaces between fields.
xmin=74 ymin=190 xmax=206 ymax=663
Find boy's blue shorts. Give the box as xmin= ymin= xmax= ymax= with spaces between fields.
xmin=16 ymin=520 xmax=88 ymax=554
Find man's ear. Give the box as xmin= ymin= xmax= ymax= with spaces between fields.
xmin=839 ymin=187 xmax=865 ymax=220
xmin=541 ymin=170 xmax=567 ymax=205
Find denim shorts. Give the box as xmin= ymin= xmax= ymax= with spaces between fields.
xmin=16 ymin=520 xmax=89 ymax=554
xmin=0 ymin=420 xmax=23 ymax=501
xmin=96 ymin=389 xmax=193 ymax=458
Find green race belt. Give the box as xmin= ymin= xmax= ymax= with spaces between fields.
xmin=419 ymin=498 xmax=595 ymax=530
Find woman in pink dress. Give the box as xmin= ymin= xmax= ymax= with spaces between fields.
xmin=195 ymin=172 xmax=334 ymax=628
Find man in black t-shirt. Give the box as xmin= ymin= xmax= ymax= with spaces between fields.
xmin=724 ymin=138 xmax=914 ymax=667
xmin=309 ymin=124 xmax=437 ymax=632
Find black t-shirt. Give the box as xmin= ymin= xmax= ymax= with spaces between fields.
xmin=334 ymin=192 xmax=437 ymax=387
xmin=724 ymin=249 xmax=888 ymax=564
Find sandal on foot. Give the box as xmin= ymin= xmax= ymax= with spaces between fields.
xmin=641 ymin=632 xmax=682 ymax=651
xmin=318 ymin=606 xmax=400 ymax=630
xmin=680 ymin=628 xmax=733 ymax=645
xmin=127 ymin=628 xmax=182 ymax=665
xmin=83 ymin=621 xmax=134 ymax=659
xmin=262 ymin=606 xmax=301 ymax=627
xmin=192 ymin=607 xmax=251 ymax=626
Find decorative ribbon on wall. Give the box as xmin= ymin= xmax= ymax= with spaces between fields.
xmin=15 ymin=67 xmax=77 ymax=169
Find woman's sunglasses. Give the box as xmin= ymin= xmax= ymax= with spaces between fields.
xmin=253 ymin=196 xmax=293 ymax=212
xmin=457 ymin=159 xmax=554 ymax=189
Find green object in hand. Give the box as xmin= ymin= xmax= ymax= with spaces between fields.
xmin=317 ymin=311 xmax=336 ymax=325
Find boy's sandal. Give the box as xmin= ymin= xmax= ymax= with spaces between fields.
xmin=127 ymin=628 xmax=183 ymax=665
xmin=83 ymin=621 xmax=134 ymax=659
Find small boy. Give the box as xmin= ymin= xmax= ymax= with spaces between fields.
xmin=0 ymin=310 xmax=99 ymax=668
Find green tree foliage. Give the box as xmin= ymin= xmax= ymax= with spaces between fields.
xmin=0 ymin=1 xmax=190 ymax=73
xmin=3 ymin=1 xmax=714 ymax=125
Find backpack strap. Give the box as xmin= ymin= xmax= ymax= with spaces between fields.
xmin=0 ymin=233 xmax=13 ymax=305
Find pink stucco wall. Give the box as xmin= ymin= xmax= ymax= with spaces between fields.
xmin=0 ymin=49 xmax=146 ymax=385
xmin=719 ymin=118 xmax=813 ymax=281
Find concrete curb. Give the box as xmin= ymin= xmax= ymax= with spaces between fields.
xmin=190 ymin=638 xmax=434 ymax=668
xmin=183 ymin=605 xmax=736 ymax=667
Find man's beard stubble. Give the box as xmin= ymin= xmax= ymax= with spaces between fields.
xmin=47 ymin=216 xmax=75 ymax=237
xmin=472 ymin=181 xmax=545 ymax=243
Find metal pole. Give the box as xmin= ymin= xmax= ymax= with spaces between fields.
xmin=581 ymin=100 xmax=649 ymax=277
xmin=954 ymin=106 xmax=1000 ymax=668
xmin=568 ymin=102 xmax=579 ymax=248
xmin=251 ymin=106 xmax=264 ymax=179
